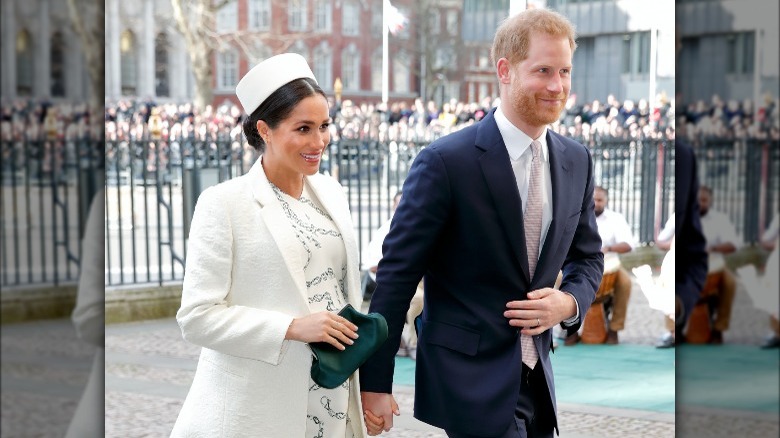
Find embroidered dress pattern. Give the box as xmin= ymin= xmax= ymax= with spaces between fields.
xmin=271 ymin=181 xmax=354 ymax=438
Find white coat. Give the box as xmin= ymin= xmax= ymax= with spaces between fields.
xmin=171 ymin=158 xmax=367 ymax=437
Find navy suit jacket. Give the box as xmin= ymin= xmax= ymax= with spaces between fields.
xmin=359 ymin=109 xmax=603 ymax=436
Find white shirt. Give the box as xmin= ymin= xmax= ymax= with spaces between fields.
xmin=495 ymin=107 xmax=578 ymax=325
xmin=596 ymin=208 xmax=636 ymax=250
xmin=495 ymin=107 xmax=553 ymax=253
xmin=700 ymin=209 xmax=740 ymax=248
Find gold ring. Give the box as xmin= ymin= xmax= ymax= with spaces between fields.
xmin=537 ymin=318 xmax=541 ymax=327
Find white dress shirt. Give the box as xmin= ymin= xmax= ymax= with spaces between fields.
xmin=495 ymin=107 xmax=578 ymax=325
xmin=596 ymin=208 xmax=636 ymax=250
xmin=495 ymin=107 xmax=553 ymax=252
xmin=700 ymin=209 xmax=740 ymax=248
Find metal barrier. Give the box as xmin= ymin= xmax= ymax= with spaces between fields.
xmin=1 ymin=135 xmax=104 ymax=287
xmin=695 ymin=138 xmax=780 ymax=243
xmin=5 ymin=131 xmax=776 ymax=288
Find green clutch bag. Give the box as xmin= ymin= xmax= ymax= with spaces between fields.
xmin=309 ymin=304 xmax=389 ymax=389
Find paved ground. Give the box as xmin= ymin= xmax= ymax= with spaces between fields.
xmin=2 ymin=273 xmax=778 ymax=437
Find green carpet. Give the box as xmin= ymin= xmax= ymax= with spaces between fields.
xmin=392 ymin=344 xmax=675 ymax=413
xmin=392 ymin=344 xmax=779 ymax=415
xmin=677 ymin=344 xmax=779 ymax=413
xmin=550 ymin=344 xmax=675 ymax=413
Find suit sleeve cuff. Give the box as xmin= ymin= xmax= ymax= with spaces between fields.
xmin=561 ymin=292 xmax=580 ymax=327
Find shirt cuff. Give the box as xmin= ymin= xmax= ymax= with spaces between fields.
xmin=561 ymin=292 xmax=579 ymax=326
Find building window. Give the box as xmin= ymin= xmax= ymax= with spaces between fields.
xmin=155 ymin=33 xmax=169 ymax=97
xmin=120 ymin=30 xmax=137 ymax=95
xmin=341 ymin=45 xmax=360 ymax=91
xmin=393 ymin=50 xmax=410 ymax=93
xmin=371 ymin=6 xmax=382 ymax=35
xmin=248 ymin=0 xmax=271 ymax=30
xmin=217 ymin=48 xmax=239 ymax=90
xmin=478 ymin=48 xmax=490 ymax=69
xmin=429 ymin=9 xmax=440 ymax=35
xmin=16 ymin=30 xmax=33 ymax=96
xmin=50 ymin=32 xmax=66 ymax=98
xmin=371 ymin=49 xmax=382 ymax=91
xmin=313 ymin=0 xmax=332 ymax=33
xmin=313 ymin=43 xmax=333 ymax=90
xmin=479 ymin=82 xmax=489 ymax=102
xmin=216 ymin=0 xmax=238 ymax=33
xmin=621 ymin=31 xmax=650 ymax=76
xmin=726 ymin=32 xmax=754 ymax=75
xmin=446 ymin=10 xmax=458 ymax=35
xmin=434 ymin=46 xmax=456 ymax=70
xmin=289 ymin=40 xmax=309 ymax=61
xmin=342 ymin=0 xmax=360 ymax=36
xmin=251 ymin=44 xmax=273 ymax=66
xmin=289 ymin=0 xmax=308 ymax=32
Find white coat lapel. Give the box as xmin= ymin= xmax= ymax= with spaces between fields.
xmin=305 ymin=175 xmax=362 ymax=310
xmin=248 ymin=158 xmax=312 ymax=312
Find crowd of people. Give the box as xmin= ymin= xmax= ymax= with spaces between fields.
xmin=3 ymin=90 xmax=778 ymax=150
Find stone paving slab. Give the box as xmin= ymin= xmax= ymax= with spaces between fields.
xmin=1 ymin=272 xmax=776 ymax=437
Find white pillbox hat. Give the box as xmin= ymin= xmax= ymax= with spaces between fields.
xmin=235 ymin=53 xmax=318 ymax=115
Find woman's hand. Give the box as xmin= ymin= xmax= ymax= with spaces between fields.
xmin=364 ymin=409 xmax=385 ymax=436
xmin=285 ymin=311 xmax=359 ymax=350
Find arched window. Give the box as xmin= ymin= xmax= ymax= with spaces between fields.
xmin=289 ymin=40 xmax=309 ymax=62
xmin=155 ymin=33 xmax=170 ymax=97
xmin=120 ymin=30 xmax=138 ymax=96
xmin=393 ymin=50 xmax=410 ymax=93
xmin=313 ymin=42 xmax=333 ymax=91
xmin=50 ymin=31 xmax=66 ymax=97
xmin=250 ymin=44 xmax=272 ymax=67
xmin=16 ymin=30 xmax=34 ymax=96
xmin=341 ymin=44 xmax=360 ymax=91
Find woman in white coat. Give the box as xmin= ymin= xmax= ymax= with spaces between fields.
xmin=171 ymin=54 xmax=384 ymax=437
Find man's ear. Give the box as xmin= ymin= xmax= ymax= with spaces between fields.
xmin=496 ymin=58 xmax=512 ymax=85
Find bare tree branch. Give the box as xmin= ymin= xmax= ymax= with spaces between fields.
xmin=66 ymin=0 xmax=104 ymax=119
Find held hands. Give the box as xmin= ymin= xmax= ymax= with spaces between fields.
xmin=504 ymin=288 xmax=577 ymax=335
xmin=361 ymin=392 xmax=400 ymax=435
xmin=285 ymin=311 xmax=359 ymax=350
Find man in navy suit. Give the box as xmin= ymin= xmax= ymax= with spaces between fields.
xmin=360 ymin=9 xmax=603 ymax=438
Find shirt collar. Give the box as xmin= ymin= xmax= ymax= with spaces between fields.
xmin=495 ymin=106 xmax=549 ymax=162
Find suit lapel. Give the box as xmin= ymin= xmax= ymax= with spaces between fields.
xmin=535 ymin=132 xmax=571 ymax=284
xmin=476 ymin=111 xmax=531 ymax=283
xmin=249 ymin=158 xmax=311 ymax=312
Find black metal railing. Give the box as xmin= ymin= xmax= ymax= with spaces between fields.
xmin=694 ymin=138 xmax=780 ymax=243
xmin=4 ymin=131 xmax=776 ymax=288
xmin=1 ymin=135 xmax=104 ymax=287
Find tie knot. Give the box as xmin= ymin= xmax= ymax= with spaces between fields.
xmin=530 ymin=140 xmax=541 ymax=159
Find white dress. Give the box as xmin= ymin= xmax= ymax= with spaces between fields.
xmin=271 ymin=181 xmax=356 ymax=438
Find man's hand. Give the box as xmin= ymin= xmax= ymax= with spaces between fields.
xmin=361 ymin=391 xmax=400 ymax=432
xmin=504 ymin=288 xmax=577 ymax=336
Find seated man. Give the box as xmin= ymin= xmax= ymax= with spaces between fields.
xmin=566 ymin=186 xmax=636 ymax=345
xmin=697 ymin=185 xmax=739 ymax=344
